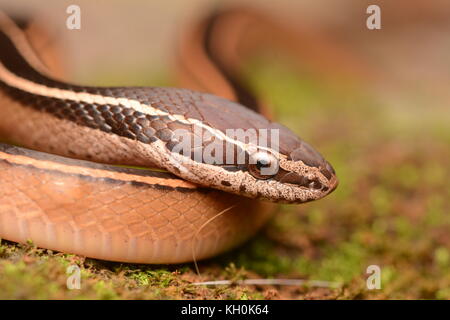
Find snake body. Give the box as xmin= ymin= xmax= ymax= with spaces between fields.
xmin=0 ymin=9 xmax=337 ymax=263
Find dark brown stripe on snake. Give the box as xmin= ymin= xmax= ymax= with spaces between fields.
xmin=1 ymin=157 xmax=197 ymax=192
xmin=202 ymin=9 xmax=260 ymax=112
xmin=1 ymin=83 xmax=180 ymax=143
xmin=0 ymin=26 xmax=197 ymax=147
xmin=0 ymin=143 xmax=179 ymax=180
xmin=0 ymin=145 xmax=198 ymax=190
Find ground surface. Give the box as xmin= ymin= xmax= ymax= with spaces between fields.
xmin=1 ymin=51 xmax=449 ymax=299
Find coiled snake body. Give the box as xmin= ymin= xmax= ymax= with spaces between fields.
xmin=0 ymin=9 xmax=337 ymax=263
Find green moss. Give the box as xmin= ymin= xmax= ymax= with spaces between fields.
xmin=222 ymin=239 xmax=293 ymax=277
xmin=93 ymin=281 xmax=118 ymax=300
xmin=294 ymin=242 xmax=367 ymax=283
xmin=434 ymin=247 xmax=450 ymax=269
xmin=128 ymin=269 xmax=175 ymax=288
xmin=370 ymin=186 xmax=393 ymax=217
xmin=436 ymin=288 xmax=450 ymax=300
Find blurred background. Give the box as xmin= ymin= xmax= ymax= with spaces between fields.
xmin=0 ymin=0 xmax=449 ymax=299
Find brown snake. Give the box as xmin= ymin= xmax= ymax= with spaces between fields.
xmin=0 ymin=9 xmax=338 ymax=264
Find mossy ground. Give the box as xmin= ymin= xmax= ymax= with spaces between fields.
xmin=1 ymin=57 xmax=449 ymax=300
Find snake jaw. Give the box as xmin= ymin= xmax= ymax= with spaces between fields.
xmin=284 ymin=142 xmax=339 ymax=196
xmin=264 ymin=155 xmax=338 ymax=203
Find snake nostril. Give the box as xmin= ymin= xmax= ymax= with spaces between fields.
xmin=320 ymin=161 xmax=336 ymax=181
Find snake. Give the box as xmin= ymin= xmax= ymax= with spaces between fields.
xmin=0 ymin=8 xmax=338 ymax=264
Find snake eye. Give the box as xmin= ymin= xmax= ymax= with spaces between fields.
xmin=248 ymin=152 xmax=279 ymax=179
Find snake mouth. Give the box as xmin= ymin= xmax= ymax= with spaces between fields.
xmin=272 ymin=161 xmax=339 ymax=200
xmin=322 ymin=160 xmax=339 ymax=194
xmin=274 ymin=169 xmax=327 ymax=192
xmin=327 ymin=174 xmax=339 ymax=194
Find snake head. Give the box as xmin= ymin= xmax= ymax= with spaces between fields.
xmin=162 ymin=93 xmax=338 ymax=204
